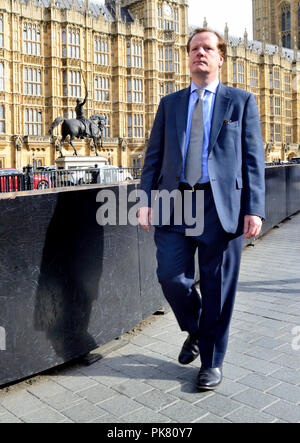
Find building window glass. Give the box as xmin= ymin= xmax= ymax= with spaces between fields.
xmin=0 ymin=105 xmax=5 ymax=133
xmin=128 ymin=114 xmax=143 ymax=138
xmin=24 ymin=68 xmax=41 ymax=96
xmin=157 ymin=6 xmax=163 ymax=29
xmin=165 ymin=46 xmax=173 ymax=72
xmin=165 ymin=82 xmax=173 ymax=95
xmin=174 ymin=49 xmax=179 ymax=73
xmin=286 ymin=100 xmax=292 ymax=118
xmin=24 ymin=108 xmax=42 ymax=136
xmin=158 ymin=83 xmax=164 ymax=101
xmin=286 ymin=126 xmax=292 ymax=143
xmin=237 ymin=62 xmax=244 ymax=84
xmin=94 ymin=36 xmax=109 ymax=65
xmin=270 ymin=123 xmax=274 ymax=142
xmin=284 ymin=73 xmax=291 ymax=92
xmin=274 ymin=97 xmax=281 ymax=116
xmin=127 ymin=78 xmax=143 ymax=103
xmin=0 ymin=15 xmax=3 ymax=48
xmin=62 ymin=28 xmax=80 ymax=59
xmin=95 ymin=76 xmax=110 ymax=102
xmin=269 ymin=67 xmax=273 ymax=88
xmin=158 ymin=46 xmax=164 ymax=72
xmin=274 ymin=70 xmax=280 ymax=89
xmin=270 ymin=96 xmax=274 ymax=116
xmin=0 ymin=62 xmax=4 ymax=91
xmin=281 ymin=4 xmax=291 ymax=48
xmin=275 ymin=124 xmax=281 ymax=142
xmin=250 ymin=66 xmax=258 ymax=88
xmin=127 ymin=40 xmax=143 ymax=68
xmin=101 ymin=114 xmax=110 ymax=138
xmin=23 ymin=23 xmax=41 ymax=55
xmin=68 ymin=71 xmax=81 ymax=97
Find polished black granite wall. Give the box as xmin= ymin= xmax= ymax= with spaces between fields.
xmin=0 ymin=166 xmax=299 ymax=386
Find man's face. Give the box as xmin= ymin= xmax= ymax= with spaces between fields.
xmin=188 ymin=32 xmax=224 ymax=79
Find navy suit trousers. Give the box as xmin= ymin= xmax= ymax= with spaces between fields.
xmin=154 ymin=185 xmax=244 ymax=368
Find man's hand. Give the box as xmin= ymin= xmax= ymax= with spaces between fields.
xmin=244 ymin=215 xmax=262 ymax=239
xmin=138 ymin=207 xmax=153 ymax=231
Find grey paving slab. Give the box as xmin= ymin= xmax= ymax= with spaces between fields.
xmin=159 ymin=400 xmax=207 ymax=422
xmin=0 ymin=391 xmax=45 ymax=418
xmin=77 ymin=383 xmax=117 ymax=404
xmin=60 ymin=399 xmax=107 ymax=423
xmin=263 ymin=400 xmax=300 ymax=423
xmin=225 ymin=406 xmax=276 ymax=423
xmin=266 ymin=382 xmax=300 ymax=404
xmin=121 ymin=406 xmax=172 ymax=423
xmin=21 ymin=406 xmax=67 ymax=423
xmin=134 ymin=389 xmax=179 ymax=412
xmin=238 ymin=373 xmax=281 ymax=392
xmin=194 ymin=394 xmax=242 ymax=418
xmin=0 ymin=412 xmax=23 ymax=423
xmin=112 ymin=379 xmax=154 ymax=398
xmin=99 ymin=394 xmax=143 ymax=418
xmin=232 ymin=388 xmax=278 ymax=409
xmin=0 ymin=212 xmax=300 ymax=423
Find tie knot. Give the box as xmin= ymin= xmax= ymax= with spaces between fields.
xmin=196 ymin=89 xmax=205 ymax=100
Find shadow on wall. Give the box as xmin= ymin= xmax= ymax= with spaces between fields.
xmin=34 ymin=190 xmax=104 ymax=361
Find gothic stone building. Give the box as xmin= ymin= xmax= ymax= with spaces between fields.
xmin=0 ymin=0 xmax=299 ymax=169
xmin=0 ymin=0 xmax=190 ymax=169
xmin=253 ymin=0 xmax=300 ymax=49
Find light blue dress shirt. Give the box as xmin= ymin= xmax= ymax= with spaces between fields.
xmin=180 ymin=78 xmax=220 ymax=184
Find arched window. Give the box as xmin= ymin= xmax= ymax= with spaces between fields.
xmin=281 ymin=4 xmax=291 ymax=48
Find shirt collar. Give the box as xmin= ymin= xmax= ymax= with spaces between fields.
xmin=191 ymin=77 xmax=220 ymax=95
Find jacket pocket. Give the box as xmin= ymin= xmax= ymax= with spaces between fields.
xmin=225 ymin=120 xmax=239 ymax=128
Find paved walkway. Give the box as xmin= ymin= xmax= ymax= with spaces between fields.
xmin=1 ymin=212 xmax=300 ymax=423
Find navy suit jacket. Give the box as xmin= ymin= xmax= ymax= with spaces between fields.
xmin=140 ymin=83 xmax=265 ymax=234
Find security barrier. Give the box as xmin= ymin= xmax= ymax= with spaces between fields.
xmin=0 ymin=165 xmax=299 ymax=386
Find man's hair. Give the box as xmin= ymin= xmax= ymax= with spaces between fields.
xmin=187 ymin=28 xmax=227 ymax=59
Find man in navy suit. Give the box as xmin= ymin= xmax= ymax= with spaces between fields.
xmin=138 ymin=29 xmax=265 ymax=390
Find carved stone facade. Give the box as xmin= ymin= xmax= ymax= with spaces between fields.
xmin=219 ymin=30 xmax=300 ymax=161
xmin=253 ymin=0 xmax=300 ymax=50
xmin=0 ymin=0 xmax=189 ymax=168
xmin=0 ymin=0 xmax=299 ymax=169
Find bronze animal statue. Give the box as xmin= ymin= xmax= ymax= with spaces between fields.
xmin=49 ymin=113 xmax=106 ymax=157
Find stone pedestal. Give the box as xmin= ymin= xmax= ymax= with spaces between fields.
xmin=55 ymin=156 xmax=107 ymax=169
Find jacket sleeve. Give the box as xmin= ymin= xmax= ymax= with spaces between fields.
xmin=242 ymin=93 xmax=265 ymax=219
xmin=140 ymin=99 xmax=165 ymax=206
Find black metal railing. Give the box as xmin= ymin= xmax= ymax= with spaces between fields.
xmin=0 ymin=166 xmax=143 ymax=193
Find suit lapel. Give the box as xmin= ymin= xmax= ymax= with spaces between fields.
xmin=176 ymin=87 xmax=190 ymax=158
xmin=208 ymin=83 xmax=231 ymax=153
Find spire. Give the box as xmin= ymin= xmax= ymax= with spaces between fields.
xmin=244 ymin=29 xmax=248 ymax=47
xmin=116 ymin=0 xmax=121 ymax=21
xmin=203 ymin=17 xmax=208 ymax=28
xmin=224 ymin=23 xmax=229 ymax=42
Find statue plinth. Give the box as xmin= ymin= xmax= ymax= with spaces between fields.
xmin=55 ymin=155 xmax=106 ymax=170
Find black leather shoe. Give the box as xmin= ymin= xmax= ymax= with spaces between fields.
xmin=178 ymin=335 xmax=200 ymax=365
xmin=197 ymin=366 xmax=223 ymax=390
